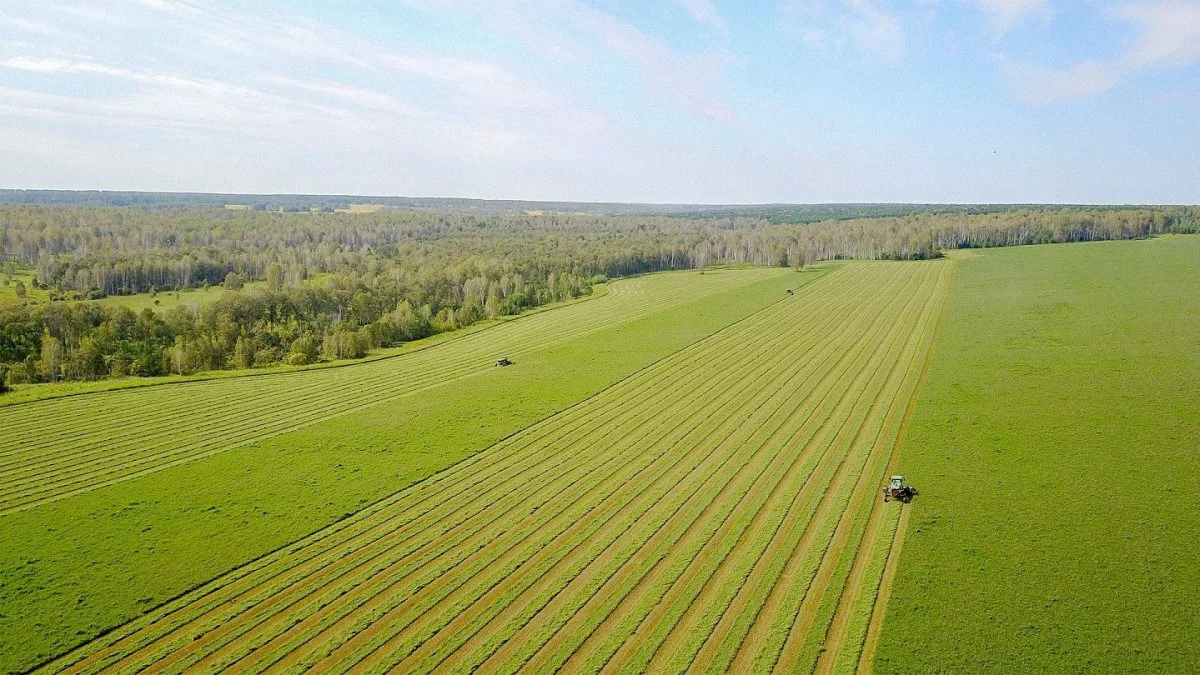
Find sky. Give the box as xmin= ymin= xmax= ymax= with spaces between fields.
xmin=0 ymin=0 xmax=1198 ymax=203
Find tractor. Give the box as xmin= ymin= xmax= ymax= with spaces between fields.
xmin=882 ymin=475 xmax=917 ymax=503
xmin=496 ymin=357 xmax=514 ymax=367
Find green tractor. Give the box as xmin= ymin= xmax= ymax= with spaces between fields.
xmin=883 ymin=475 xmax=917 ymax=503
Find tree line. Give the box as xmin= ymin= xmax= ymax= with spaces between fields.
xmin=1 ymin=204 xmax=1196 ymax=387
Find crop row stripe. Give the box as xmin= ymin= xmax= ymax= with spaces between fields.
xmin=465 ymin=267 xmax=918 ymax=675
xmin=597 ymin=265 xmax=935 ymax=674
xmin=0 ymin=269 xmax=791 ymax=513
xmin=46 ymin=266 xmax=835 ymax=667
xmin=39 ymin=263 xmax=943 ymax=674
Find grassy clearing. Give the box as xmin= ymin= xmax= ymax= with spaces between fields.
xmin=0 ymin=268 xmax=784 ymax=514
xmin=874 ymin=235 xmax=1200 ymax=672
xmin=0 ymin=267 xmax=809 ymax=673
xmin=0 ymin=268 xmax=264 ymax=312
xmin=40 ymin=259 xmax=952 ymax=674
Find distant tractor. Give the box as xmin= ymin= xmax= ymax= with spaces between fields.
xmin=496 ymin=357 xmax=514 ymax=367
xmin=786 ymin=289 xmax=794 ymax=295
xmin=882 ymin=475 xmax=917 ymax=503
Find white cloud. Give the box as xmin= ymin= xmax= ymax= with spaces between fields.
xmin=380 ymin=53 xmax=553 ymax=108
xmin=1002 ymin=59 xmax=1123 ymax=103
xmin=1004 ymin=0 xmax=1200 ymax=103
xmin=0 ymin=16 xmax=61 ymax=35
xmin=673 ymin=0 xmax=727 ymax=31
xmin=1114 ymin=0 xmax=1200 ymax=68
xmin=576 ymin=7 xmax=740 ymax=124
xmin=973 ymin=0 xmax=1049 ymax=34
xmin=781 ymin=0 xmax=907 ymax=62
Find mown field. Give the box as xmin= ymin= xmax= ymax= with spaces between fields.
xmin=40 ymin=260 xmax=954 ymax=673
xmin=875 ymin=236 xmax=1200 ymax=671
xmin=0 ymin=267 xmax=785 ymax=515
xmin=0 ymin=267 xmax=812 ymax=672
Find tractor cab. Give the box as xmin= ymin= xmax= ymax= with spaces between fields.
xmin=883 ymin=475 xmax=917 ymax=503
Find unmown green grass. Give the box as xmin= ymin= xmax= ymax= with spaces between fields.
xmin=875 ymin=235 xmax=1200 ymax=672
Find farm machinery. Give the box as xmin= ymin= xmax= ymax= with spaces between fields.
xmin=882 ymin=475 xmax=917 ymax=503
xmin=496 ymin=357 xmax=514 ymax=367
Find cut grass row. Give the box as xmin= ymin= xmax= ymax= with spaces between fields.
xmin=50 ymin=266 xmax=854 ymax=673
xmin=0 ymin=268 xmax=785 ymax=514
xmin=1 ymin=266 xmax=811 ymax=673
xmin=44 ymin=259 xmax=952 ymax=674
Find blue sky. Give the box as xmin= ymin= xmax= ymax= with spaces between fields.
xmin=0 ymin=0 xmax=1197 ymax=203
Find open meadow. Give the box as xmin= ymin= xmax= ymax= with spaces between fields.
xmin=0 ymin=266 xmax=810 ymax=672
xmin=875 ymin=236 xmax=1200 ymax=671
xmin=37 ymin=259 xmax=954 ymax=673
xmin=4 ymin=235 xmax=1199 ymax=673
xmin=4 ymin=0 xmax=1198 ymax=668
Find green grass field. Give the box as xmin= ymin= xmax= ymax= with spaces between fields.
xmin=0 ymin=268 xmax=788 ymax=514
xmin=0 ymin=282 xmax=604 ymax=407
xmin=5 ymin=237 xmax=1198 ymax=674
xmin=0 ymin=266 xmax=814 ymax=673
xmin=874 ymin=236 xmax=1200 ymax=672
xmin=0 ymin=268 xmax=263 ymax=311
xmin=36 ymin=260 xmax=954 ymax=674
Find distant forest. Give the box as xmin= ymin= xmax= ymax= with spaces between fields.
xmin=0 ymin=189 xmax=1159 ymax=220
xmin=1 ymin=200 xmax=1196 ymax=386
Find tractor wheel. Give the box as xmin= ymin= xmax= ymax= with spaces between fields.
xmin=901 ymin=493 xmax=912 ymax=504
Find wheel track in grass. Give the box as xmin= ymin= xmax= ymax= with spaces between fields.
xmin=0 ymin=268 xmax=787 ymax=513
xmin=855 ymin=506 xmax=910 ymax=675
xmin=39 ymin=261 xmax=955 ymax=674
xmin=46 ymin=267 xmax=831 ymax=674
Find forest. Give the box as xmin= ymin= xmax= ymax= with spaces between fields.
xmin=1 ymin=203 xmax=1196 ymax=386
